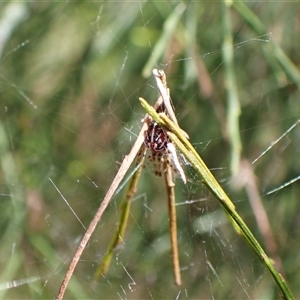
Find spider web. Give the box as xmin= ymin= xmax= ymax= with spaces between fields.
xmin=0 ymin=2 xmax=299 ymax=299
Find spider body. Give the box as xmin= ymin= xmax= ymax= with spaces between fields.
xmin=144 ymin=122 xmax=169 ymax=153
xmin=142 ymin=70 xmax=187 ymax=183
xmin=144 ymin=122 xmax=170 ymax=176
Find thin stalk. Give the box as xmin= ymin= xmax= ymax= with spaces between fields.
xmin=94 ymin=146 xmax=146 ymax=279
xmin=163 ymin=160 xmax=181 ymax=286
xmin=0 ymin=121 xmax=26 ymax=299
xmin=222 ymin=0 xmax=242 ymax=175
xmin=142 ymin=3 xmax=186 ymax=77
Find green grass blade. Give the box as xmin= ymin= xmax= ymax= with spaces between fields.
xmin=142 ymin=3 xmax=186 ymax=78
xmin=94 ymin=146 xmax=145 ymax=279
xmin=222 ymin=1 xmax=242 ymax=175
xmin=233 ymin=0 xmax=300 ymax=91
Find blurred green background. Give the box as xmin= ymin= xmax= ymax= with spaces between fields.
xmin=0 ymin=1 xmax=300 ymax=299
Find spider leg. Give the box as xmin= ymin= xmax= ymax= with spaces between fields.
xmin=167 ymin=143 xmax=186 ymax=184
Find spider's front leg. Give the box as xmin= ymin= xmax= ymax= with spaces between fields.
xmin=167 ymin=142 xmax=187 ymax=184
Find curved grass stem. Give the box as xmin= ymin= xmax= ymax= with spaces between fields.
xmin=140 ymin=97 xmax=294 ymax=300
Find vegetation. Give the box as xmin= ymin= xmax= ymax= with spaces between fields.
xmin=0 ymin=1 xmax=299 ymax=299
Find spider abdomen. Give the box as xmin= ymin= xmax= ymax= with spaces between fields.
xmin=144 ymin=123 xmax=169 ymax=153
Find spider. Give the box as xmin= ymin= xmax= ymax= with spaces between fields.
xmin=144 ymin=122 xmax=169 ymax=153
xmin=144 ymin=121 xmax=187 ymax=183
xmin=144 ymin=122 xmax=169 ymax=176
